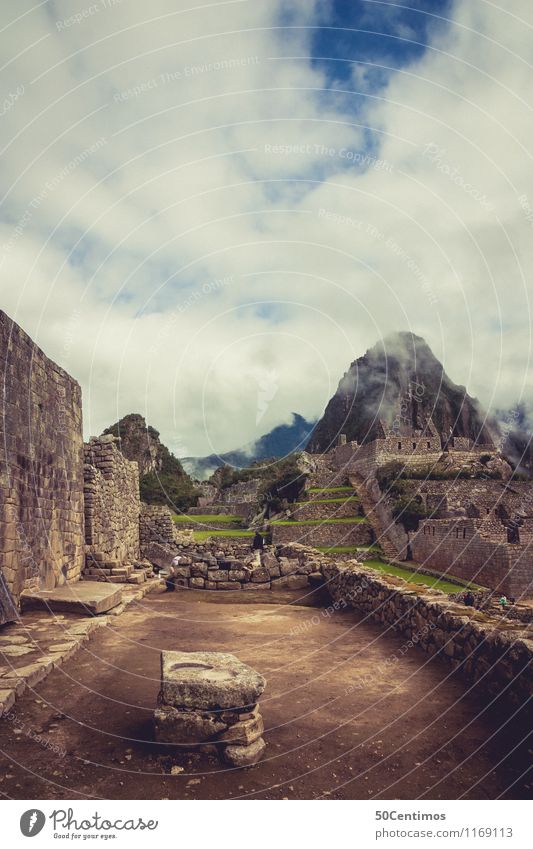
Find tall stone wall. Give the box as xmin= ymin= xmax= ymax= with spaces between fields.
xmin=84 ymin=436 xmax=140 ymax=566
xmin=0 ymin=311 xmax=84 ymax=613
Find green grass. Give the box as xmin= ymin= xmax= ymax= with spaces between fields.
xmin=361 ymin=558 xmax=480 ymax=594
xmin=192 ymin=529 xmax=254 ymax=542
xmin=173 ymin=513 xmax=242 ymax=524
xmin=295 ymin=496 xmax=359 ymax=505
xmin=272 ymin=517 xmax=368 ymax=526
xmin=308 ymin=486 xmax=355 ymax=494
xmin=316 ymin=544 xmax=381 ymax=554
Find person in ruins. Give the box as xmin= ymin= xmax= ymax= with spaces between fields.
xmin=251 ymin=530 xmax=264 ymax=566
xmin=164 ymin=554 xmax=182 ymax=592
xmin=252 ymin=531 xmax=264 ymax=552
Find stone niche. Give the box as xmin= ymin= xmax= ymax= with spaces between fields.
xmin=0 ymin=310 xmax=85 ymax=617
xmin=84 ymin=435 xmax=140 ymax=567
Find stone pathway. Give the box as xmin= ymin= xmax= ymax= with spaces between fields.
xmin=0 ymin=578 xmax=162 ymax=718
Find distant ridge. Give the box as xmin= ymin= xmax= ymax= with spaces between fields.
xmin=181 ymin=413 xmax=317 ymax=480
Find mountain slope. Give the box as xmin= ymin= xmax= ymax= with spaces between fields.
xmin=307 ymin=332 xmax=494 ymax=453
xmin=181 ymin=413 xmax=317 ymax=480
xmin=102 ymin=414 xmax=198 ymax=508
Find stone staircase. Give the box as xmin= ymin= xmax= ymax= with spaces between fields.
xmin=348 ymin=473 xmax=409 ymax=560
xmin=83 ymin=554 xmax=154 ymax=585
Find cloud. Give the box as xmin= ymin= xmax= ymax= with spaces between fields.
xmin=0 ymin=0 xmax=532 ymax=455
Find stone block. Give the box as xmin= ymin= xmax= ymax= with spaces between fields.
xmin=242 ymin=582 xmax=271 ymax=590
xmin=274 ymin=574 xmax=309 ymax=590
xmin=189 ymin=577 xmax=205 ymax=589
xmin=222 ymin=737 xmax=266 ymax=767
xmin=154 ymin=705 xmax=227 ymax=743
xmin=159 ymin=651 xmax=266 ymax=711
xmin=217 ymin=713 xmax=264 ymax=745
xmin=251 ymin=567 xmax=269 ymax=583
xmin=279 ymin=558 xmax=298 ymax=576
xmin=228 ymin=570 xmax=248 ymax=582
xmin=209 ymin=570 xmax=229 ymax=582
xmin=0 ymin=688 xmax=16 ymax=717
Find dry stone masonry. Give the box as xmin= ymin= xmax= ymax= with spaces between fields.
xmin=0 ymin=311 xmax=84 ymax=619
xmin=321 ymin=560 xmax=532 ymax=707
xmin=154 ymin=650 xmax=267 ymax=766
xmin=147 ymin=542 xmax=319 ymax=591
xmin=83 ymin=435 xmax=141 ymax=583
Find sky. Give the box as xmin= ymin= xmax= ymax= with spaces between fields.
xmin=0 ymin=0 xmax=532 ymax=457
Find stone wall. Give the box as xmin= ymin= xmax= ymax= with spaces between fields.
xmin=402 ymin=479 xmax=532 ymax=520
xmin=84 ymin=436 xmax=140 ymax=566
xmin=321 ymin=561 xmax=532 ymax=707
xmin=154 ymin=543 xmax=320 ymax=591
xmin=0 ymin=311 xmax=84 ymax=612
xmin=271 ymin=520 xmax=374 ymax=547
xmin=140 ymin=503 xmax=193 ymax=548
xmin=332 ymin=439 xmax=493 ymax=480
xmin=411 ymin=518 xmax=533 ymax=599
xmin=292 ymin=499 xmax=361 ymax=521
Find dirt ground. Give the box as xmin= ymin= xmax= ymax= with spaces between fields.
xmin=0 ymin=586 xmax=529 ymax=800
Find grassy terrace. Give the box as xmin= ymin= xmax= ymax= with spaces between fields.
xmin=271 ymin=517 xmax=368 ymax=526
xmin=192 ymin=529 xmax=254 ymax=542
xmin=308 ymin=486 xmax=356 ymax=494
xmin=173 ymin=514 xmax=242 ymax=524
xmin=360 ymin=558 xmax=480 ymax=594
xmin=316 ymin=544 xmax=381 ymax=554
xmin=295 ymin=496 xmax=359 ymax=505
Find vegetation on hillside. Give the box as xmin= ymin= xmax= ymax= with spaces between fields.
xmin=210 ymin=453 xmax=308 ymax=515
xmin=140 ymin=447 xmax=199 ymax=510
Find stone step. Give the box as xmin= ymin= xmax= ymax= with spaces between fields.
xmin=21 ymin=582 xmax=123 ymax=615
xmin=127 ymin=573 xmax=145 ymax=585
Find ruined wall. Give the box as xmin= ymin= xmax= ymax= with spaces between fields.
xmin=0 ymin=311 xmax=84 ymax=608
xmin=332 ymin=439 xmax=492 ymax=479
xmin=84 ymin=436 xmax=140 ymax=566
xmin=411 ymin=518 xmax=533 ymax=599
xmin=403 ymin=479 xmax=531 ymax=520
xmin=140 ymin=503 xmax=193 ymax=549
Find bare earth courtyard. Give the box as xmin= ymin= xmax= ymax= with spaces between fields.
xmin=0 ymin=587 xmax=527 ymax=801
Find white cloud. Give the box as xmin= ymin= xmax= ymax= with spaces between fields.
xmin=0 ymin=0 xmax=532 ymax=455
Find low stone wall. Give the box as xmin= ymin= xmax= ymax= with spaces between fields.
xmin=84 ymin=436 xmax=140 ymax=566
xmin=321 ymin=561 xmax=532 ymax=707
xmin=272 ymin=521 xmax=373 ymax=547
xmin=150 ymin=543 xmax=322 ymax=591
